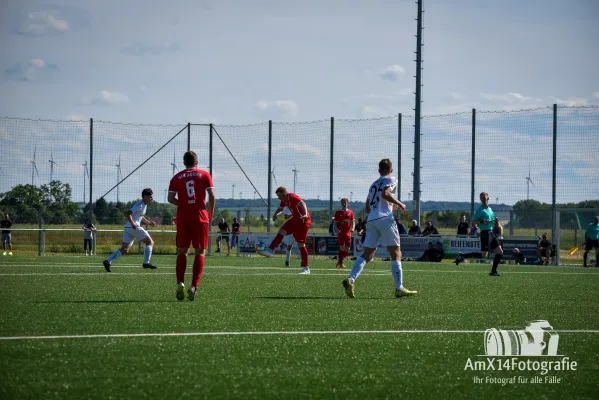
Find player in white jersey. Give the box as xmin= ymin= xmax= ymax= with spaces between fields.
xmin=342 ymin=159 xmax=417 ymax=299
xmin=103 ymin=188 xmax=158 ymax=272
xmin=281 ymin=206 xmax=296 ymax=267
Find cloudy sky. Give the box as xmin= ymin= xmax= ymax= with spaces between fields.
xmin=1 ymin=0 xmax=598 ymax=206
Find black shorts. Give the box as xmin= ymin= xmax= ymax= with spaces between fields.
xmin=218 ymin=234 xmax=229 ymax=242
xmin=585 ymin=239 xmax=599 ymax=251
xmin=490 ymin=237 xmax=501 ymax=251
xmin=480 ymin=230 xmax=490 ymax=252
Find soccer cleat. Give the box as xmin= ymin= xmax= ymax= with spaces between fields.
xmin=298 ymin=267 xmax=310 ymax=275
xmin=258 ymin=248 xmax=275 ymax=257
xmin=342 ymin=277 xmax=355 ymax=298
xmin=8 ymin=251 xmax=12 ymax=256
xmin=489 ymin=271 xmax=501 ymax=276
xmin=187 ymin=286 xmax=197 ymax=301
xmin=142 ymin=263 xmax=157 ymax=269
xmin=455 ymin=252 xmax=464 ymax=266
xmin=176 ymin=283 xmax=186 ymax=301
xmin=103 ymin=260 xmax=112 ymax=272
xmin=2 ymin=252 xmax=6 ymax=256
xmin=395 ymin=287 xmax=417 ymax=298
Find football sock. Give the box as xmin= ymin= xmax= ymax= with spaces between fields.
xmin=583 ymin=252 xmax=588 ymax=267
xmin=299 ymin=246 xmax=309 ymax=267
xmin=391 ymin=260 xmax=403 ymax=290
xmin=269 ymin=234 xmax=284 ymax=250
xmin=350 ymin=257 xmax=366 ymax=281
xmin=107 ymin=250 xmax=121 ymax=263
xmin=491 ymin=253 xmax=502 ymax=273
xmin=285 ymin=249 xmax=291 ymax=263
xmin=176 ymin=254 xmax=187 ymax=283
xmin=192 ymin=254 xmax=205 ymax=288
xmin=143 ymin=245 xmax=153 ymax=264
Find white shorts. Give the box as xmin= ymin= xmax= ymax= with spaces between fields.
xmin=283 ymin=234 xmax=296 ymax=247
xmin=122 ymin=227 xmax=150 ymax=244
xmin=363 ymin=218 xmax=401 ymax=248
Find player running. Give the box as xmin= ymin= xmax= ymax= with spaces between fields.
xmin=258 ymin=187 xmax=312 ymax=275
xmin=334 ymin=198 xmax=355 ymax=269
xmin=342 ymin=159 xmax=417 ymax=298
xmin=168 ymin=151 xmax=215 ymax=301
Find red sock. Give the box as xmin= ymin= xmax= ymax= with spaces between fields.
xmin=176 ymin=254 xmax=187 ymax=283
xmin=269 ymin=234 xmax=284 ymax=250
xmin=192 ymin=254 xmax=205 ymax=288
xmin=300 ymin=246 xmax=309 ymax=267
xmin=339 ymin=250 xmax=347 ymax=264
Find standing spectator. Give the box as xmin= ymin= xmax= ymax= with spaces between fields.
xmin=329 ymin=218 xmax=338 ymax=236
xmin=355 ymin=217 xmax=367 ymax=244
xmin=583 ymin=216 xmax=599 ymax=268
xmin=168 ymin=151 xmax=215 ymax=301
xmin=231 ymin=217 xmax=241 ymax=253
xmin=408 ymin=220 xmax=421 ymax=236
xmin=470 ymin=222 xmax=480 ymax=237
xmin=1 ymin=214 xmax=13 ymax=256
xmin=216 ymin=217 xmax=230 ymax=255
xmin=457 ymin=215 xmax=470 ymax=236
xmin=82 ymin=219 xmax=96 ymax=256
xmin=537 ymin=233 xmax=552 ymax=265
xmin=334 ymin=198 xmax=355 ymax=269
xmin=258 ymin=186 xmax=312 ymax=275
xmin=492 ymin=217 xmax=503 ymax=237
xmin=422 ymin=221 xmax=439 ymax=236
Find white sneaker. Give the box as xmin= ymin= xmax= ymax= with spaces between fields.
xmin=258 ymin=248 xmax=275 ymax=257
xmin=298 ymin=267 xmax=310 ymax=275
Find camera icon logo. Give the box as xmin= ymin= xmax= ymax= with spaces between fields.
xmin=484 ymin=320 xmax=560 ymax=356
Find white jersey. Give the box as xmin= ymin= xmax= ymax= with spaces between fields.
xmin=125 ymin=200 xmax=147 ymax=228
xmin=366 ymin=175 xmax=397 ymax=222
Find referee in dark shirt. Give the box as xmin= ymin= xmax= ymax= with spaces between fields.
xmin=2 ymin=214 xmax=13 ymax=256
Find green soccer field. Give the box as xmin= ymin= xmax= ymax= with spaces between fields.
xmin=1 ymin=255 xmax=598 ymax=399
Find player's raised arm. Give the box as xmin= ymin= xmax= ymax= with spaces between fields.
xmin=272 ymin=207 xmax=284 ymax=221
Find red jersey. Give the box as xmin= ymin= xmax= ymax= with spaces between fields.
xmin=280 ymin=193 xmax=310 ymax=221
xmin=168 ymin=168 xmax=214 ymax=222
xmin=334 ymin=208 xmax=355 ymax=233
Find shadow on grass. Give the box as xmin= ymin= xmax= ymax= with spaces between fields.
xmin=254 ymin=296 xmax=383 ymax=300
xmin=35 ymin=300 xmax=171 ymax=304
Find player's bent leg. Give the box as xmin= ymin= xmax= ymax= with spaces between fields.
xmin=141 ymin=237 xmax=157 ymax=269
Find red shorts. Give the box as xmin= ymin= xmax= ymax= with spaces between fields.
xmin=177 ymin=215 xmax=209 ymax=249
xmin=337 ymin=232 xmax=352 ymax=247
xmin=281 ymin=218 xmax=311 ymax=244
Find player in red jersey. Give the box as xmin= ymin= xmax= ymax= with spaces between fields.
xmin=168 ymin=151 xmax=215 ymax=301
xmin=334 ymin=197 xmax=355 ymax=269
xmin=258 ymin=186 xmax=312 ymax=274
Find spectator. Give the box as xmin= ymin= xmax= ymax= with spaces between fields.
xmin=408 ymin=220 xmax=421 ymax=236
xmin=492 ymin=217 xmax=503 ymax=237
xmin=470 ymin=223 xmax=480 ymax=237
xmin=216 ymin=217 xmax=230 ymax=255
xmin=537 ymin=233 xmax=552 ymax=265
xmin=422 ymin=221 xmax=439 ymax=236
xmin=395 ymin=217 xmax=407 ymax=235
xmin=231 ymin=217 xmax=241 ymax=252
xmin=329 ymin=218 xmax=338 ymax=236
xmin=1 ymin=213 xmax=13 ymax=256
xmin=435 ymin=242 xmax=445 ymax=260
xmin=418 ymin=242 xmax=442 ymax=262
xmin=457 ymin=215 xmax=470 ymax=236
xmin=82 ymin=219 xmax=96 ymax=256
xmin=355 ymin=217 xmax=366 ymax=244
xmin=513 ymin=248 xmax=528 ymax=265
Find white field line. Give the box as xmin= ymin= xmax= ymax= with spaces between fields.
xmin=2 ymin=329 xmax=599 ymax=341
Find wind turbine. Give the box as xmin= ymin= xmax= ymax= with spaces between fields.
xmin=232 ymin=184 xmax=235 ymax=199
xmin=350 ymin=191 xmax=354 ymax=203
xmin=164 ymin=188 xmax=168 ymax=203
xmin=292 ymin=167 xmax=300 ymax=193
xmin=116 ymin=154 xmax=122 ymax=203
xmin=83 ymin=161 xmax=90 ymax=204
xmin=48 ymin=149 xmax=58 ymax=183
xmin=170 ymin=149 xmax=178 ymax=176
xmin=271 ymin=168 xmax=279 ymax=187
xmin=526 ymin=169 xmax=535 ymax=200
xmin=31 ymin=147 xmax=40 ymax=186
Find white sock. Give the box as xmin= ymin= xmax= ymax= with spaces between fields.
xmin=144 ymin=245 xmax=153 ymax=264
xmin=350 ymin=257 xmax=367 ymax=281
xmin=391 ymin=260 xmax=403 ymax=290
xmin=286 ymin=249 xmax=291 ymax=262
xmin=107 ymin=250 xmax=122 ymax=264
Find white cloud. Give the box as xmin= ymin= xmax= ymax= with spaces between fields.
xmin=254 ymin=100 xmax=299 ymax=118
xmin=341 ymin=89 xmax=413 ymax=117
xmin=16 ymin=11 xmax=69 ymax=36
xmin=4 ymin=59 xmax=59 ymax=82
xmin=593 ymin=92 xmax=599 ymax=99
xmin=480 ymin=92 xmax=542 ymax=104
xmin=378 ymin=65 xmax=406 ymax=82
xmin=122 ymin=42 xmax=180 ymax=56
xmin=81 ymin=91 xmax=131 ymax=106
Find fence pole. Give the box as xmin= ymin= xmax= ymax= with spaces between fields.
xmin=89 ymin=118 xmax=94 ymax=222
xmin=398 ymin=113 xmax=402 ymax=202
xmin=329 ymin=117 xmax=334 ymax=221
xmin=551 ymin=104 xmax=557 ymax=250
xmin=470 ymin=109 xmax=476 ymax=222
xmin=187 ymin=122 xmax=191 ymax=152
xmin=267 ymin=120 xmax=272 ymax=233
xmin=209 ymin=124 xmax=213 ymax=177
xmin=412 ymin=0 xmax=424 ymax=226
xmin=37 ymin=208 xmax=44 ymax=256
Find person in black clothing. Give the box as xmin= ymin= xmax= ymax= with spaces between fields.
xmin=1 ymin=214 xmax=13 ymax=256
xmin=422 ymin=221 xmax=439 ymax=236
xmin=457 ymin=215 xmax=469 ymax=236
xmin=513 ymin=248 xmax=528 ymax=265
xmin=82 ymin=219 xmax=96 ymax=256
xmin=231 ymin=217 xmax=241 ymax=252
xmin=216 ymin=218 xmax=230 ymax=254
xmin=418 ymin=242 xmax=442 ymax=262
xmin=355 ymin=217 xmax=366 ymax=244
xmin=435 ymin=242 xmax=444 ymax=261
xmin=537 ymin=233 xmax=552 ymax=265
xmin=395 ymin=217 xmax=407 ymax=235
xmin=408 ymin=220 xmax=421 ymax=236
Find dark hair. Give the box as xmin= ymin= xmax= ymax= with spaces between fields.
xmin=379 ymin=158 xmax=392 ymax=172
xmin=142 ymin=188 xmax=153 ymax=197
xmin=183 ymin=151 xmax=198 ymax=168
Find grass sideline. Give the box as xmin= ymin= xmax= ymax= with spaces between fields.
xmin=1 ymin=255 xmax=598 ymax=399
